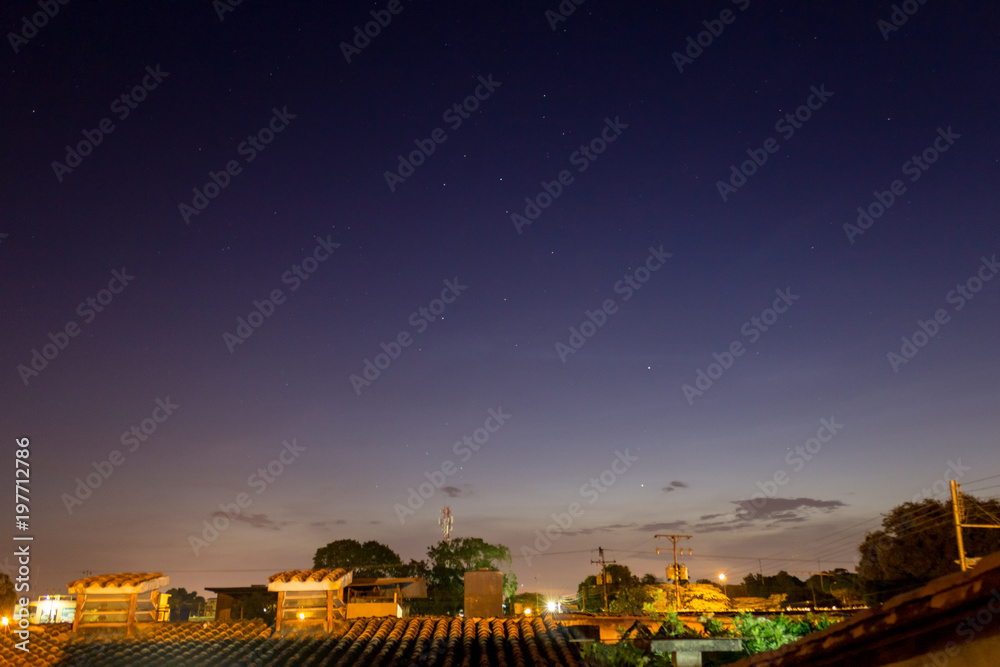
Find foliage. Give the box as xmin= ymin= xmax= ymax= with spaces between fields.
xmin=579 ymin=564 xmax=643 ymax=612
xmin=580 ymin=641 xmax=672 ymax=667
xmin=642 ymin=583 xmax=731 ymax=614
xmin=731 ymin=612 xmax=838 ymax=655
xmin=165 ymin=587 xmax=206 ymax=618
xmin=858 ymin=495 xmax=1000 ymax=604
xmin=0 ymin=573 xmax=15 ymax=618
xmin=649 ymin=610 xmax=700 ymax=638
xmin=232 ymin=590 xmax=277 ymax=625
xmin=422 ymin=537 xmax=517 ymax=614
xmin=699 ymin=614 xmax=734 ymax=638
xmin=313 ymin=538 xmax=404 ymax=577
xmin=640 ymin=573 xmax=659 ymax=585
xmin=609 ymin=585 xmax=654 ymax=615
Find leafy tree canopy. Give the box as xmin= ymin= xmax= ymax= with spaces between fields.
xmin=425 ymin=537 xmax=518 ymax=606
xmin=857 ymin=495 xmax=1000 ymax=604
xmin=165 ymin=587 xmax=206 ymax=619
xmin=0 ymin=573 xmax=16 ymax=617
xmin=313 ymin=539 xmax=404 ymax=577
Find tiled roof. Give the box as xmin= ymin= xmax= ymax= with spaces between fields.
xmin=267 ymin=568 xmax=350 ymax=584
xmin=0 ymin=616 xmax=582 ymax=666
xmin=66 ymin=572 xmax=165 ymax=590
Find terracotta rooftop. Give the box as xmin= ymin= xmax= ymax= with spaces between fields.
xmin=65 ymin=572 xmax=165 ymax=590
xmin=0 ymin=616 xmax=582 ymax=666
xmin=267 ymin=568 xmax=350 ymax=584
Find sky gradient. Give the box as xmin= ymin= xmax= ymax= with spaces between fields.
xmin=3 ymin=1 xmax=999 ymax=601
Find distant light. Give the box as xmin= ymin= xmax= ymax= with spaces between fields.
xmin=718 ymin=573 xmax=727 ymax=582
xmin=546 ymin=601 xmax=557 ymax=612
xmin=524 ymin=608 xmax=532 ymax=616
xmin=298 ymin=613 xmax=306 ymax=620
xmin=1 ymin=617 xmax=8 ymax=627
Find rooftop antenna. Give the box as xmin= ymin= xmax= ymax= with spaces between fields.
xmin=439 ymin=506 xmax=454 ymax=546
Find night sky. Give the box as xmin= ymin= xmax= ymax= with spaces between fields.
xmin=3 ymin=1 xmax=999 ymax=602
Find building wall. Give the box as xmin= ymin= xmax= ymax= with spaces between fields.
xmin=464 ymin=571 xmax=503 ymax=618
xmin=347 ymin=602 xmax=401 ymax=619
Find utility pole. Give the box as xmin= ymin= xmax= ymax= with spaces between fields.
xmin=951 ymin=480 xmax=968 ymax=571
xmin=655 ymin=534 xmax=692 ymax=610
xmin=591 ymin=547 xmax=616 ymax=613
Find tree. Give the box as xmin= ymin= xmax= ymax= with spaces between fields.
xmin=165 ymin=588 xmax=206 ymax=620
xmin=577 ymin=564 xmax=644 ymax=613
xmin=424 ymin=537 xmax=517 ymax=614
xmin=740 ymin=571 xmax=812 ymax=605
xmin=313 ymin=539 xmax=404 ymax=577
xmin=858 ymin=495 xmax=1000 ymax=604
xmin=640 ymin=573 xmax=659 ymax=585
xmin=232 ymin=590 xmax=277 ymax=625
xmin=609 ymin=585 xmax=653 ymax=615
xmin=0 ymin=573 xmax=15 ymax=619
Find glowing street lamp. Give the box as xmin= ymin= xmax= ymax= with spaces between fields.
xmin=718 ymin=573 xmax=728 ymax=599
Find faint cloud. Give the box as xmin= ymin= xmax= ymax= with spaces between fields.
xmin=735 ymin=497 xmax=846 ymax=522
xmin=210 ymin=511 xmax=287 ymax=530
xmin=636 ymin=520 xmax=689 ymax=532
xmin=562 ymin=522 xmax=634 ymax=537
xmin=662 ymin=481 xmax=688 ymax=493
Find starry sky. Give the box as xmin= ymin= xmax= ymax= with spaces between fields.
xmin=3 ymin=1 xmax=999 ymax=601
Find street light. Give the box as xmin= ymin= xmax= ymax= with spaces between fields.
xmin=718 ymin=573 xmax=728 ymax=599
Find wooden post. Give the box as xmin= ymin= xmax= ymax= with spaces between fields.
xmin=276 ymin=591 xmax=285 ymax=632
xmin=327 ymin=590 xmax=334 ymax=632
xmin=72 ymin=593 xmax=85 ymax=632
xmin=951 ymin=480 xmax=968 ymax=572
xmin=127 ymin=593 xmax=137 ymax=637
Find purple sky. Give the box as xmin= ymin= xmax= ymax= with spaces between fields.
xmin=3 ymin=1 xmax=999 ymax=601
